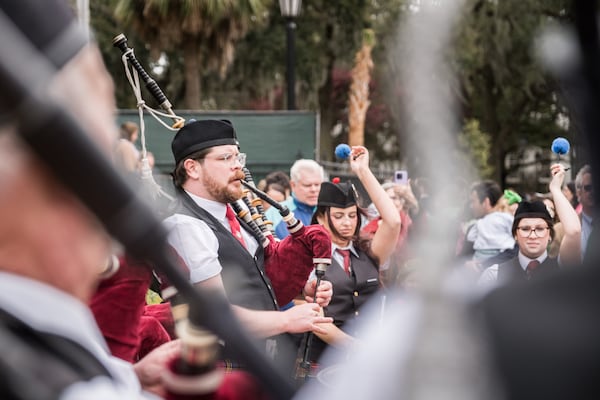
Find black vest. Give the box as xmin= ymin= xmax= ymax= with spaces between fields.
xmin=173 ymin=192 xmax=300 ymax=368
xmin=497 ymin=256 xmax=560 ymax=284
xmin=175 ymin=192 xmax=279 ymax=311
xmin=477 ymin=258 xmax=600 ymax=400
xmin=0 ymin=308 xmax=110 ymax=400
xmin=310 ymin=248 xmax=380 ymax=362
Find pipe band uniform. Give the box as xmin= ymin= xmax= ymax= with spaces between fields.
xmin=299 ymin=145 xmax=401 ymax=379
xmin=163 ymin=118 xmax=334 ymax=387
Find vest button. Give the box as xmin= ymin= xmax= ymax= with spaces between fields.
xmin=355 ymin=311 xmax=359 ymax=316
xmin=353 ymin=291 xmax=359 ymax=297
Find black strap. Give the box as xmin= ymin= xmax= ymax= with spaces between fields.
xmin=0 ymin=308 xmax=111 ymax=400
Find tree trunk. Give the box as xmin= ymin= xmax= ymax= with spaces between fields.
xmin=183 ymin=39 xmax=202 ymax=109
xmin=347 ymin=39 xmax=373 ymax=147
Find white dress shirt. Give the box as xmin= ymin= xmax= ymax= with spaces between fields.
xmin=0 ymin=272 xmax=155 ymax=399
xmin=163 ymin=191 xmax=258 ymax=284
xmin=477 ymin=251 xmax=548 ymax=288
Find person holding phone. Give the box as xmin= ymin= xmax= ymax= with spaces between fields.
xmin=362 ymin=181 xmax=419 ymax=286
xmin=394 ymin=170 xmax=409 ymax=185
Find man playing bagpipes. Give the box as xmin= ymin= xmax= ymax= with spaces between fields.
xmin=163 ymin=119 xmax=334 ymax=375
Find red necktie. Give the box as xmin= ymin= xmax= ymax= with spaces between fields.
xmin=336 ymin=248 xmax=351 ymax=276
xmin=225 ymin=205 xmax=246 ymax=248
xmin=526 ymin=260 xmax=540 ymax=278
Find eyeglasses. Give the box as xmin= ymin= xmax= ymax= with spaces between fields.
xmin=516 ymin=226 xmax=549 ymax=238
xmin=583 ymin=184 xmax=593 ymax=192
xmin=204 ymin=152 xmax=246 ymax=167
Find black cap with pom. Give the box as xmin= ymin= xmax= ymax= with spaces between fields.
xmin=171 ymin=119 xmax=239 ymax=164
xmin=513 ymin=201 xmax=552 ymax=221
xmin=317 ymin=181 xmax=357 ymax=208
xmin=512 ymin=200 xmax=554 ymax=237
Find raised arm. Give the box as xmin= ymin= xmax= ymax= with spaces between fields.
xmin=549 ymin=163 xmax=581 ymax=265
xmin=349 ymin=146 xmax=401 ymax=265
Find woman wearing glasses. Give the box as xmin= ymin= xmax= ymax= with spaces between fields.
xmin=478 ymin=163 xmax=581 ymax=287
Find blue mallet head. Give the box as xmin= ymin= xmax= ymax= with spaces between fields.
xmin=334 ymin=143 xmax=351 ymax=160
xmin=551 ymin=137 xmax=570 ymax=155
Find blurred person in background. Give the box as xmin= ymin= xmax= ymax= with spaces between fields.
xmin=563 ymin=181 xmax=579 ymax=210
xmin=465 ymin=180 xmax=515 ymax=266
xmin=262 ymin=182 xmax=286 ymax=212
xmin=114 ymin=121 xmax=140 ymax=172
xmin=265 ymin=160 xmax=326 ymax=239
xmin=362 ymin=181 xmax=418 ymax=287
xmin=264 ymin=170 xmax=291 ymax=199
xmin=575 ymin=164 xmax=595 ymax=260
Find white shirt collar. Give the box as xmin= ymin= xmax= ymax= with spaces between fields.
xmin=185 ymin=190 xmax=228 ymax=221
xmin=0 ymin=272 xmax=110 ymax=356
xmin=0 ymin=272 xmax=141 ymax=391
xmin=332 ymin=242 xmax=359 ymax=258
xmin=518 ymin=250 xmax=548 ymax=271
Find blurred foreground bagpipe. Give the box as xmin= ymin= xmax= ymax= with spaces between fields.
xmin=112 ymin=33 xmax=332 ymax=392
xmin=0 ymin=8 xmax=311 ymax=395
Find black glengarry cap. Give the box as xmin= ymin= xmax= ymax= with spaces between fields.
xmin=171 ymin=119 xmax=239 ymax=164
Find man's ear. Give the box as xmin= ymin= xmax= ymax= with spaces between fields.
xmin=183 ymin=158 xmax=200 ymax=179
xmin=483 ymin=197 xmax=491 ymax=209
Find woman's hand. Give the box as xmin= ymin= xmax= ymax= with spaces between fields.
xmin=549 ymin=163 xmax=566 ymax=194
xmin=349 ymin=145 xmax=370 ymax=175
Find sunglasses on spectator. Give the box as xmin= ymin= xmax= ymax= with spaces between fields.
xmin=577 ymin=184 xmax=593 ymax=192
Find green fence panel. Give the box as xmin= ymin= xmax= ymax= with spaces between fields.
xmin=116 ymin=110 xmax=318 ymax=180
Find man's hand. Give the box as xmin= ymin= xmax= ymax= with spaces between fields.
xmin=303 ymin=278 xmax=333 ymax=307
xmin=133 ymin=339 xmax=181 ymax=397
xmin=282 ymin=302 xmax=333 ymax=334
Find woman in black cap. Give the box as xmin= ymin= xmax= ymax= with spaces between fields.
xmin=478 ymin=164 xmax=581 ymax=287
xmin=307 ymin=145 xmax=401 ymax=367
